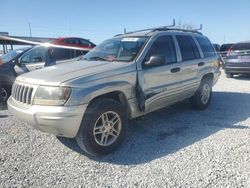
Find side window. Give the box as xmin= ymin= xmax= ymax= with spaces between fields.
xmin=53 ymin=48 xmax=71 ymax=61
xmin=72 ymin=38 xmax=80 ymax=45
xmin=196 ymin=37 xmax=216 ymax=57
xmin=63 ymin=39 xmax=71 ymax=44
xmin=79 ymin=39 xmax=91 ymax=46
xmin=176 ymin=35 xmax=200 ymax=61
xmin=145 ymin=36 xmax=177 ymax=64
xmin=20 ymin=47 xmax=46 ymax=64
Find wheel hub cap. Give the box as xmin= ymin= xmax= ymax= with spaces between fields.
xmin=1 ymin=88 xmax=7 ymax=102
xmin=201 ymin=84 xmax=211 ymax=104
xmin=93 ymin=111 xmax=122 ymax=146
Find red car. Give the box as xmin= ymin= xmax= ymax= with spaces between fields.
xmin=50 ymin=37 xmax=96 ymax=50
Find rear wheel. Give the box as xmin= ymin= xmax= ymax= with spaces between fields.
xmin=190 ymin=78 xmax=212 ymax=110
xmin=76 ymin=98 xmax=128 ymax=156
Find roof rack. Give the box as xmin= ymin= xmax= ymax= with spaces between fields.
xmin=124 ymin=19 xmax=176 ymax=34
xmin=114 ymin=20 xmax=203 ymax=37
xmin=153 ymin=24 xmax=203 ymax=35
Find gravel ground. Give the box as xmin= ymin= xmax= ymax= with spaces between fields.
xmin=1 ymin=73 xmax=250 ymax=187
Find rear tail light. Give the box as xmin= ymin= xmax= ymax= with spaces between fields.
xmin=227 ymin=45 xmax=235 ymax=56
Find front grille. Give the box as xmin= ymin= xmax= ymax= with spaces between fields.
xmin=12 ymin=83 xmax=34 ymax=105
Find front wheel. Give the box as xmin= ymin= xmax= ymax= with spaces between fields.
xmin=190 ymin=78 xmax=212 ymax=110
xmin=76 ymin=98 xmax=128 ymax=156
xmin=1 ymin=85 xmax=11 ymax=103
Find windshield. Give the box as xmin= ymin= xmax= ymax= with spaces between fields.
xmin=84 ymin=37 xmax=148 ymax=62
xmin=1 ymin=48 xmax=26 ymax=63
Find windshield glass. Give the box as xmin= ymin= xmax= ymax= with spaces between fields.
xmin=1 ymin=48 xmax=26 ymax=63
xmin=84 ymin=37 xmax=148 ymax=62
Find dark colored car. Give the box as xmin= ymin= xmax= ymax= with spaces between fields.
xmin=50 ymin=37 xmax=96 ymax=50
xmin=213 ymin=43 xmax=220 ymax=52
xmin=225 ymin=42 xmax=250 ymax=78
xmin=220 ymin=43 xmax=233 ymax=60
xmin=14 ymin=45 xmax=89 ymax=75
xmin=0 ymin=47 xmax=31 ymax=103
xmin=1 ymin=45 xmax=89 ymax=103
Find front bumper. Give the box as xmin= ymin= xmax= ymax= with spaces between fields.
xmin=7 ymin=97 xmax=87 ymax=138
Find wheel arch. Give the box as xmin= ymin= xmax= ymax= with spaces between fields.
xmin=88 ymin=91 xmax=131 ymax=118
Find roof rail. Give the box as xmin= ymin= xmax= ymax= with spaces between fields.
xmin=123 ymin=19 xmax=176 ymax=35
xmin=114 ymin=20 xmax=203 ymax=37
xmin=152 ymin=24 xmax=203 ymax=35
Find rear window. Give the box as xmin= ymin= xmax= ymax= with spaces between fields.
xmin=231 ymin=43 xmax=250 ymax=51
xmin=196 ymin=37 xmax=216 ymax=57
xmin=176 ymin=35 xmax=200 ymax=61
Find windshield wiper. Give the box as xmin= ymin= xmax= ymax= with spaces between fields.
xmin=87 ymin=56 xmax=114 ymax=62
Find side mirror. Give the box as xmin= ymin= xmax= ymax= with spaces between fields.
xmin=15 ymin=59 xmax=21 ymax=67
xmin=143 ymin=55 xmax=165 ymax=68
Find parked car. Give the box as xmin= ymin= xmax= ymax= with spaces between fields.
xmin=0 ymin=47 xmax=31 ymax=102
xmin=14 ymin=45 xmax=89 ymax=75
xmin=50 ymin=37 xmax=96 ymax=50
xmin=8 ymin=28 xmax=220 ymax=156
xmin=224 ymin=42 xmax=250 ymax=78
xmin=219 ymin=43 xmax=233 ymax=60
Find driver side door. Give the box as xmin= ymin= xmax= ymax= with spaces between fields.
xmin=15 ymin=47 xmax=46 ymax=75
xmin=138 ymin=35 xmax=182 ymax=113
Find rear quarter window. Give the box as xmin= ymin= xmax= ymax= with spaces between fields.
xmin=176 ymin=35 xmax=200 ymax=61
xmin=196 ymin=37 xmax=216 ymax=58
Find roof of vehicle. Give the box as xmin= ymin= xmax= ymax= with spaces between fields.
xmin=234 ymin=41 xmax=250 ymax=44
xmin=53 ymin=37 xmax=91 ymax=41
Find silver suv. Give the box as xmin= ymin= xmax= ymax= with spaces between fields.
xmin=8 ymin=28 xmax=220 ymax=156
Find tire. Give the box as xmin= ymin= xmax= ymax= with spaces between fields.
xmin=1 ymin=85 xmax=11 ymax=103
xmin=190 ymin=78 xmax=212 ymax=110
xmin=76 ymin=98 xmax=128 ymax=156
xmin=226 ymin=73 xmax=234 ymax=78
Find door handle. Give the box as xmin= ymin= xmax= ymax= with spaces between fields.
xmin=198 ymin=62 xmax=205 ymax=67
xmin=170 ymin=67 xmax=181 ymax=73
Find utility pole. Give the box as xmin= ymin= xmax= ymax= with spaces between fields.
xmin=29 ymin=23 xmax=32 ymax=37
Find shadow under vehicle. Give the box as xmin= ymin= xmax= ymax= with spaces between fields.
xmin=58 ymin=91 xmax=250 ymax=164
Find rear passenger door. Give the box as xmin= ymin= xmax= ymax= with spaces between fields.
xmin=175 ymin=35 xmax=202 ymax=98
xmin=139 ymin=35 xmax=182 ymax=113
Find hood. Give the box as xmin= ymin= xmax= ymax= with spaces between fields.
xmin=16 ymin=60 xmax=135 ymax=86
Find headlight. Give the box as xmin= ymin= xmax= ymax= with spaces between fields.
xmin=33 ymin=86 xmax=71 ymax=106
